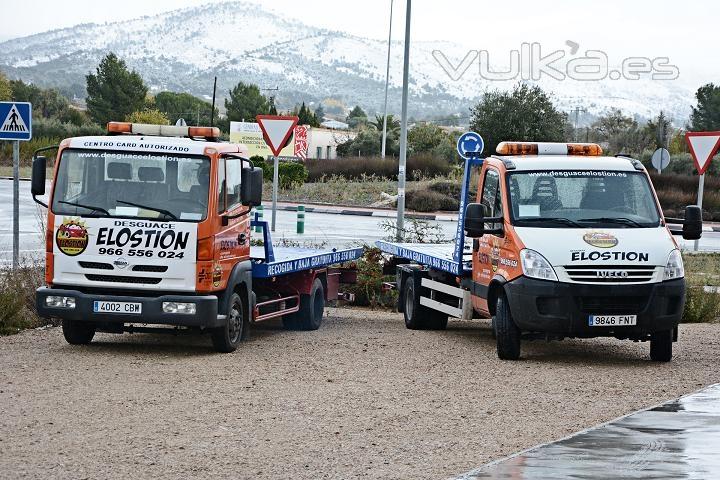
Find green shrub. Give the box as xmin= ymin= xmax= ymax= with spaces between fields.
xmin=345 ymin=247 xmax=397 ymax=308
xmin=405 ymin=189 xmax=458 ymax=212
xmin=682 ymin=287 xmax=720 ymax=323
xmin=305 ymin=154 xmax=452 ymax=181
xmin=278 ymin=162 xmax=308 ymax=188
xmin=31 ymin=118 xmax=104 ymax=139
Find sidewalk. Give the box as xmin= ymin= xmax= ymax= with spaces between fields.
xmin=456 ymin=383 xmax=720 ymax=479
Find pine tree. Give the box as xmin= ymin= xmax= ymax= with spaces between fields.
xmin=224 ymin=82 xmax=269 ymax=122
xmin=86 ymin=53 xmax=148 ymax=126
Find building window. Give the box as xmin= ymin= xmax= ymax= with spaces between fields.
xmin=316 ymin=146 xmax=323 ymax=159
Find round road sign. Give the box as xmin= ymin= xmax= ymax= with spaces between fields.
xmin=457 ymin=132 xmax=484 ymax=159
xmin=651 ymin=148 xmax=670 ymax=172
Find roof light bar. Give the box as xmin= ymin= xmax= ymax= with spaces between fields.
xmin=496 ymin=141 xmax=603 ymax=156
xmin=106 ymin=122 xmax=220 ymax=140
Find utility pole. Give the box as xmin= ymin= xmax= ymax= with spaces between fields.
xmin=381 ymin=0 xmax=394 ymax=158
xmin=262 ymin=87 xmax=280 ymax=114
xmin=570 ymin=106 xmax=587 ymax=142
xmin=396 ymin=0 xmax=411 ymax=241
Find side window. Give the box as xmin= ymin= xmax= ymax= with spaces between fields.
xmin=481 ymin=169 xmax=502 ymax=216
xmin=225 ymin=159 xmax=242 ymax=210
xmin=217 ymin=160 xmax=226 ymax=213
xmin=480 ymin=169 xmax=503 ymax=233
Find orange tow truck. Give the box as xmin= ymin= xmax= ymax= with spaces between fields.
xmin=31 ymin=122 xmax=360 ymax=352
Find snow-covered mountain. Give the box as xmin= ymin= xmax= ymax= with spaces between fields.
xmin=0 ymin=1 xmax=696 ymax=123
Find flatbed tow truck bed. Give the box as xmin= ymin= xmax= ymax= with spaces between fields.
xmin=249 ymin=218 xmax=363 ymax=278
xmin=250 ymin=246 xmax=363 ymax=278
xmin=375 ymin=241 xmax=471 ymax=276
xmin=376 ymin=158 xmax=481 ymax=278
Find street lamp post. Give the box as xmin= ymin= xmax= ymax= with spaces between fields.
xmin=396 ymin=0 xmax=411 ymax=241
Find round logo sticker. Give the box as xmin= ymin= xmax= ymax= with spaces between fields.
xmin=583 ymin=232 xmax=618 ymax=248
xmin=56 ymin=218 xmax=89 ymax=256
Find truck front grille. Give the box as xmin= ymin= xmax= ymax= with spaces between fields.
xmin=78 ymin=261 xmax=113 ymax=270
xmin=563 ymin=265 xmax=656 ymax=283
xmin=578 ymin=296 xmax=647 ymax=314
xmin=132 ymin=265 xmax=168 ymax=273
xmin=85 ymin=274 xmax=162 ymax=285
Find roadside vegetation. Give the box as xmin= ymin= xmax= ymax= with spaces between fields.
xmin=682 ymin=253 xmax=720 ymax=323
xmin=0 ymin=263 xmax=46 ymax=335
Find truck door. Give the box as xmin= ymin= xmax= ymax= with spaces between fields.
xmin=472 ymin=167 xmax=505 ymax=313
xmin=213 ymin=156 xmax=250 ymax=290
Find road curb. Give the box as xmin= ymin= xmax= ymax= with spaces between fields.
xmin=264 ymin=204 xmax=458 ymax=222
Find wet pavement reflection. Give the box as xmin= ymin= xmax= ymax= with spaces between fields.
xmin=458 ymin=383 xmax=720 ymax=479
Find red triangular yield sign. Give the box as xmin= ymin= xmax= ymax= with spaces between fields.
xmin=256 ymin=115 xmax=299 ymax=157
xmin=686 ymin=131 xmax=720 ymax=175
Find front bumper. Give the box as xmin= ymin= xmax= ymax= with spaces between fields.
xmin=503 ymin=277 xmax=685 ymax=339
xmin=36 ymin=287 xmax=222 ymax=328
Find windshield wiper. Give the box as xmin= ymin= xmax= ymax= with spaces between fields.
xmin=116 ymin=200 xmax=178 ymax=221
xmin=58 ymin=200 xmax=109 ymax=216
xmin=578 ymin=217 xmax=644 ymax=228
xmin=518 ymin=217 xmax=584 ymax=227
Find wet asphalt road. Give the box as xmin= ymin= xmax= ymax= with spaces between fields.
xmin=460 ymin=383 xmax=720 ymax=479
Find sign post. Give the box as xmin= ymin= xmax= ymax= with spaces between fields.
xmin=256 ymin=115 xmax=299 ymax=232
xmin=685 ymin=131 xmax=720 ymax=251
xmin=0 ymin=102 xmax=33 ymax=270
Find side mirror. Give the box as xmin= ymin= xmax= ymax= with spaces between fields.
xmin=240 ymin=166 xmax=263 ymax=207
xmin=682 ymin=205 xmax=702 ymax=240
xmin=31 ymin=155 xmax=47 ymax=196
xmin=464 ymin=203 xmax=485 ymax=238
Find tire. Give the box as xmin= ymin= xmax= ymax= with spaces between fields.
xmin=62 ymin=320 xmax=95 ymax=345
xmin=495 ymin=294 xmax=521 ymax=360
xmin=403 ymin=278 xmax=448 ymax=330
xmin=284 ymin=278 xmax=325 ymax=331
xmin=650 ymin=329 xmax=673 ymax=362
xmin=211 ymin=293 xmax=248 ymax=353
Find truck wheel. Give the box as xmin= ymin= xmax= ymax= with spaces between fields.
xmin=402 ymin=279 xmax=448 ymax=330
xmin=650 ymin=329 xmax=673 ymax=362
xmin=62 ymin=320 xmax=95 ymax=345
xmin=299 ymin=278 xmax=325 ymax=331
xmin=282 ymin=279 xmax=325 ymax=331
xmin=211 ymin=293 xmax=247 ymax=353
xmin=495 ymin=294 xmax=521 ymax=360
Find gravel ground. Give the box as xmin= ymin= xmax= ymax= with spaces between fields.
xmin=1 ymin=308 xmax=719 ymax=480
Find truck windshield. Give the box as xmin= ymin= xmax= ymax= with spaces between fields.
xmin=507 ymin=170 xmax=661 ymax=228
xmin=51 ymin=149 xmax=210 ymax=222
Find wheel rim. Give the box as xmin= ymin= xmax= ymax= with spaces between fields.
xmin=228 ymin=304 xmax=242 ymax=343
xmin=405 ymin=284 xmax=414 ymax=318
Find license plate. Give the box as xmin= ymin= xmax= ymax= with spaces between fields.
xmin=93 ymin=301 xmax=142 ymax=314
xmin=588 ymin=314 xmax=636 ymax=326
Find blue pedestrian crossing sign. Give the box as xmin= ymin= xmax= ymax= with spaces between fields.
xmin=456 ymin=131 xmax=484 ymax=159
xmin=0 ymin=102 xmax=32 ymax=141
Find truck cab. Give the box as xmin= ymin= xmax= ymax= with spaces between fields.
xmin=464 ymin=141 xmax=702 ymax=360
xmin=31 ymin=122 xmax=361 ymax=352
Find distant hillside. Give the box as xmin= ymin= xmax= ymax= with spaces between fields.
xmin=0 ymin=1 xmax=696 ymax=123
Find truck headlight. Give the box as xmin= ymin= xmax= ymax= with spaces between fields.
xmin=664 ymin=249 xmax=684 ymax=280
xmin=520 ymin=249 xmax=558 ymax=281
xmin=162 ymin=302 xmax=197 ymax=314
xmin=45 ymin=296 xmax=76 ymax=308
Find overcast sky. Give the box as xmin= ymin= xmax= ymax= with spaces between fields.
xmin=1 ymin=0 xmax=716 ymax=83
